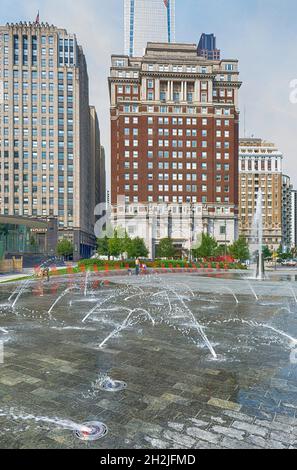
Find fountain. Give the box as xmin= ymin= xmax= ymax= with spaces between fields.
xmin=74 ymin=421 xmax=108 ymax=441
xmin=98 ymin=308 xmax=155 ymax=349
xmin=11 ymin=280 xmax=31 ymax=310
xmin=94 ymin=373 xmax=127 ymax=392
xmin=252 ymin=189 xmax=265 ymax=280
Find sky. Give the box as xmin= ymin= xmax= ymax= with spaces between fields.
xmin=1 ymin=0 xmax=297 ymax=187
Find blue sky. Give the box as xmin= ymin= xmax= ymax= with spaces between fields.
xmin=1 ymin=0 xmax=297 ymax=186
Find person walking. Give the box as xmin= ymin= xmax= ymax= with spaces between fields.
xmin=135 ymin=258 xmax=140 ymax=276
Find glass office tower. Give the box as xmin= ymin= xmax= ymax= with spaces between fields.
xmin=124 ymin=0 xmax=175 ymax=57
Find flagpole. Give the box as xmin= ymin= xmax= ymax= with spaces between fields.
xmin=167 ymin=0 xmax=171 ymax=43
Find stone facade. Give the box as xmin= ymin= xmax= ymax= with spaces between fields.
xmin=239 ymin=138 xmax=283 ymax=251
xmin=0 ymin=22 xmax=101 ymax=259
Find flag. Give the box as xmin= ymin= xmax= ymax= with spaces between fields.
xmin=35 ymin=11 xmax=40 ymax=24
xmin=164 ymin=0 xmax=169 ymax=7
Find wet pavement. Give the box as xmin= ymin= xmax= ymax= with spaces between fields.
xmin=1 ymin=272 xmax=297 ymax=449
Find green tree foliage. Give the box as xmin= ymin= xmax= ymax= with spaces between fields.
xmin=192 ymin=233 xmax=219 ymax=259
xmin=156 ymin=238 xmax=176 ymax=259
xmin=57 ymin=239 xmax=74 ymax=259
xmin=262 ymin=245 xmax=272 ymax=259
xmin=97 ymin=236 xmax=111 ymax=258
xmin=229 ymin=236 xmax=250 ymax=261
xmin=108 ymin=231 xmax=123 ymax=258
xmin=127 ymin=237 xmax=149 ymax=259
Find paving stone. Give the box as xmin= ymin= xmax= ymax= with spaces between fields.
xmin=189 ymin=418 xmax=209 ymax=428
xmin=254 ymin=418 xmax=294 ymax=434
xmin=167 ymin=422 xmax=184 ymax=432
xmin=246 ymin=435 xmax=287 ymax=450
xmin=208 ymin=398 xmax=241 ymax=412
xmin=144 ymin=436 xmax=170 ymax=449
xmin=231 ymin=421 xmax=268 ymax=437
xmin=163 ymin=430 xmax=196 ymax=448
xmin=186 ymin=427 xmax=221 ymax=444
xmin=275 ymin=415 xmax=297 ymax=427
xmin=270 ymin=431 xmax=296 ymax=445
xmin=221 ymin=437 xmax=258 ymax=450
xmin=223 ymin=410 xmax=254 ymax=423
xmin=212 ymin=425 xmax=245 ymax=441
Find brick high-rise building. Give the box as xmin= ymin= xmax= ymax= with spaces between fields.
xmin=0 ymin=21 xmax=102 ymax=259
xmin=109 ymin=42 xmax=241 ymax=256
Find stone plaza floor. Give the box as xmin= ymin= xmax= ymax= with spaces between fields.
xmin=1 ymin=271 xmax=297 ymax=449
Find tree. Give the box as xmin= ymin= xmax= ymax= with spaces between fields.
xmin=127 ymin=237 xmax=149 ymax=259
xmin=192 ymin=233 xmax=219 ymax=259
xmin=229 ymin=236 xmax=250 ymax=261
xmin=262 ymin=245 xmax=272 ymax=259
xmin=156 ymin=238 xmax=176 ymax=259
xmin=97 ymin=236 xmax=111 ymax=258
xmin=57 ymin=239 xmax=74 ymax=260
xmin=277 ymin=243 xmax=290 ymax=260
xmin=108 ymin=231 xmax=123 ymax=258
xmin=121 ymin=231 xmax=132 ymax=258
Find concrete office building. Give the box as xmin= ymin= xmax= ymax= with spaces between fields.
xmin=282 ymin=174 xmax=293 ymax=250
xmin=291 ymin=189 xmax=297 ymax=248
xmin=239 ymin=138 xmax=284 ymax=251
xmin=0 ymin=21 xmax=102 ymax=259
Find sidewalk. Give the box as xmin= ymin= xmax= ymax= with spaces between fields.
xmin=0 ymin=269 xmax=34 ymax=284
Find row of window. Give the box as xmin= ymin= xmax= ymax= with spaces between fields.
xmin=122 ymin=165 xmax=230 ymax=179
xmin=114 ymin=60 xmax=234 ymax=74
xmin=122 ymin=195 xmax=231 ymax=204
xmin=1 ymin=104 xmax=74 ymax=115
xmin=121 ymin=105 xmax=232 ymax=115
xmin=1 ymin=139 xmax=74 ymax=147
xmin=3 ymin=83 xmax=73 ymax=93
xmin=1 ymin=70 xmax=73 ymax=80
xmin=123 ymin=184 xmax=230 ymax=193
xmin=124 ymin=140 xmax=231 ymax=149
xmin=124 ymin=128 xmax=231 ymax=138
xmin=123 ymin=150 xmax=230 ymax=160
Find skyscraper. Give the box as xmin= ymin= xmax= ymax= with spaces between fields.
xmin=124 ymin=0 xmax=175 ymax=57
xmin=0 ymin=22 xmax=102 ymax=259
xmin=239 ymin=138 xmax=283 ymax=250
xmin=198 ymin=33 xmax=221 ymax=61
xmin=109 ymin=42 xmax=241 ymax=256
xmin=291 ymin=189 xmax=297 ymax=248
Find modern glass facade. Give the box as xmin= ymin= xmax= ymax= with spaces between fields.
xmin=0 ymin=216 xmax=58 ymax=258
xmin=124 ymin=0 xmax=175 ymax=57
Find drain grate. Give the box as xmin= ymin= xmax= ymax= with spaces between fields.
xmin=100 ymin=379 xmax=127 ymax=392
xmin=74 ymin=421 xmax=108 ymax=441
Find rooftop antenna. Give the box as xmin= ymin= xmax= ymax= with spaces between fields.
xmin=244 ymin=105 xmax=246 ymax=138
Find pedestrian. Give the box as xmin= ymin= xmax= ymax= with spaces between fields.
xmin=135 ymin=258 xmax=140 ymax=276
